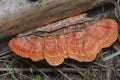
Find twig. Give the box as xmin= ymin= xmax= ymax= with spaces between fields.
xmin=115 ymin=0 xmax=120 ymax=17
xmin=109 ymin=0 xmax=120 ymax=22
xmin=92 ymin=62 xmax=107 ymax=68
xmin=0 ymin=67 xmax=119 ymax=73
xmin=17 ymin=72 xmax=34 ymax=80
xmin=18 ymin=14 xmax=102 ymax=38
xmin=106 ymin=68 xmax=112 ymax=80
xmin=102 ymin=51 xmax=120 ymax=61
xmin=112 ymin=68 xmax=119 ymax=80
xmin=34 ymin=24 xmax=86 ymax=37
xmin=54 ymin=67 xmax=72 ymax=80
xmin=18 ymin=13 xmax=93 ymax=37
xmin=31 ymin=17 xmax=101 ymax=38
xmin=0 ymin=47 xmax=11 ymax=57
xmin=13 ymin=55 xmax=51 ymax=80
xmin=113 ymin=43 xmax=120 ymax=51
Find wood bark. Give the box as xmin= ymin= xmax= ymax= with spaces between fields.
xmin=0 ymin=0 xmax=109 ymax=40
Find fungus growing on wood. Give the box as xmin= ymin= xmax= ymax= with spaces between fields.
xmin=9 ymin=19 xmax=118 ymax=66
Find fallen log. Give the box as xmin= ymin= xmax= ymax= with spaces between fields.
xmin=0 ymin=0 xmax=109 ymax=40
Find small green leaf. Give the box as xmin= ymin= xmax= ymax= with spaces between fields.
xmin=29 ymin=67 xmax=33 ymax=74
xmin=5 ymin=63 xmax=18 ymax=80
xmin=83 ymin=70 xmax=88 ymax=80
xmin=35 ymin=75 xmax=41 ymax=80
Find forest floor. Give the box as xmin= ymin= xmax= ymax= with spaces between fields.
xmin=0 ymin=0 xmax=120 ymax=80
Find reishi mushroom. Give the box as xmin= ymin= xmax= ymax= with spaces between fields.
xmin=9 ymin=19 xmax=118 ymax=66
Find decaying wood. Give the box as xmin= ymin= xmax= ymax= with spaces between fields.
xmin=0 ymin=0 xmax=109 ymax=40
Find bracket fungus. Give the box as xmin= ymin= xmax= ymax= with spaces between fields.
xmin=9 ymin=19 xmax=118 ymax=66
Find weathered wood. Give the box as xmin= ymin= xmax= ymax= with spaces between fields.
xmin=0 ymin=0 xmax=109 ymax=40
